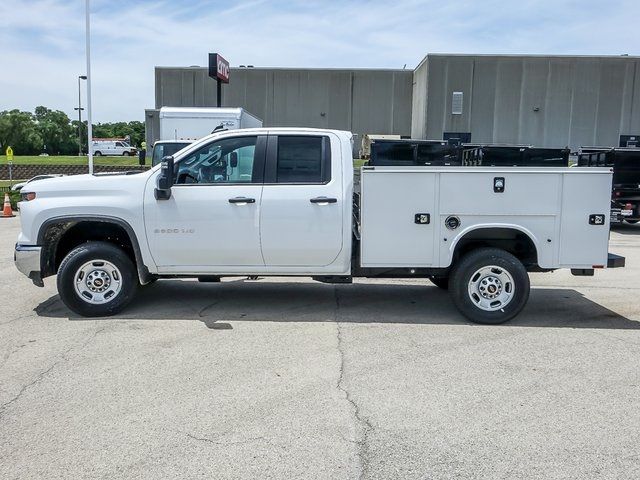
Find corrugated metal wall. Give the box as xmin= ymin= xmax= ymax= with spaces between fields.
xmin=412 ymin=54 xmax=640 ymax=149
xmin=149 ymin=56 xmax=640 ymax=152
xmin=152 ymin=67 xmax=413 ymax=146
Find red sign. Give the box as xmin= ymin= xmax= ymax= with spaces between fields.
xmin=208 ymin=53 xmax=230 ymax=83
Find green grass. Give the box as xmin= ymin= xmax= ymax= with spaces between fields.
xmin=0 ymin=180 xmax=17 ymax=187
xmin=353 ymin=158 xmax=368 ymax=168
xmin=0 ymin=155 xmax=139 ymax=166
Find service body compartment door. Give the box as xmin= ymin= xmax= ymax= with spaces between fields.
xmin=559 ymin=171 xmax=611 ymax=267
xmin=360 ymin=170 xmax=438 ymax=267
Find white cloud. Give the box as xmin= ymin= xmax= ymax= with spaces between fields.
xmin=1 ymin=0 xmax=638 ymax=122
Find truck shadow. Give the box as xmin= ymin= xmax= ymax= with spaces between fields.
xmin=611 ymin=223 xmax=640 ymax=235
xmin=34 ymin=280 xmax=639 ymax=330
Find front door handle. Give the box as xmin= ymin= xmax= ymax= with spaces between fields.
xmin=310 ymin=197 xmax=337 ymax=204
xmin=228 ymin=197 xmax=256 ymax=204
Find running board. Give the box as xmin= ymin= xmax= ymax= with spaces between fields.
xmin=312 ymin=276 xmax=353 ymax=284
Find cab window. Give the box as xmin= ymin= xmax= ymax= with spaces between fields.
xmin=266 ymin=135 xmax=331 ymax=184
xmin=175 ymin=136 xmax=261 ymax=184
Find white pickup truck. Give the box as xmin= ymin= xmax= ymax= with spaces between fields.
xmin=14 ymin=128 xmax=624 ymax=324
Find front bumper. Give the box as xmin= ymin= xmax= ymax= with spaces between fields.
xmin=14 ymin=244 xmax=44 ymax=287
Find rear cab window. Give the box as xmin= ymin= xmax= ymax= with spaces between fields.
xmin=265 ymin=135 xmax=331 ymax=184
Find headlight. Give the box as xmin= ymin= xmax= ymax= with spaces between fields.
xmin=21 ymin=192 xmax=36 ymax=202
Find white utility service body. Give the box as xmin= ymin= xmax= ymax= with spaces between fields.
xmin=359 ymin=166 xmax=610 ymax=270
xmin=14 ymin=128 xmax=623 ymax=324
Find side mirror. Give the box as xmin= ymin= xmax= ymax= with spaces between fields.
xmin=230 ymin=151 xmax=238 ymax=168
xmin=155 ymin=155 xmax=174 ymax=200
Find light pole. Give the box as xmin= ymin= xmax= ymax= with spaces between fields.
xmin=74 ymin=75 xmax=87 ymax=156
xmin=85 ymin=0 xmax=94 ymax=174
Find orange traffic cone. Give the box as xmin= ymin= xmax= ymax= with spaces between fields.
xmin=1 ymin=193 xmax=15 ymax=218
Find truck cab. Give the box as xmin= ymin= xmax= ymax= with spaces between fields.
xmin=14 ymin=128 xmax=623 ymax=324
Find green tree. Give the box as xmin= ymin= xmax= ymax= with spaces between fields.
xmin=127 ymin=121 xmax=145 ymax=146
xmin=34 ymin=106 xmax=76 ymax=155
xmin=93 ymin=120 xmax=145 ymax=147
xmin=0 ymin=107 xmax=145 ymax=155
xmin=0 ymin=110 xmax=43 ymax=155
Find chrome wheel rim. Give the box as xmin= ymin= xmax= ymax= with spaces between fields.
xmin=74 ymin=260 xmax=122 ymax=305
xmin=467 ymin=265 xmax=515 ymax=312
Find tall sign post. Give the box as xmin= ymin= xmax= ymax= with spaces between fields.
xmin=208 ymin=53 xmax=230 ymax=107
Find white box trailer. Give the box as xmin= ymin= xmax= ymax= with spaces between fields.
xmin=158 ymin=107 xmax=262 ymax=141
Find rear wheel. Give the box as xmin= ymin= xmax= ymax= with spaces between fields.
xmin=57 ymin=241 xmax=138 ymax=317
xmin=449 ymin=248 xmax=529 ymax=324
xmin=94 ymin=151 xmax=102 ymax=156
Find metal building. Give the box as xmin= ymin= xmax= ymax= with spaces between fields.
xmin=412 ymin=54 xmax=640 ymax=149
xmin=146 ymin=66 xmax=413 ymax=149
xmin=146 ymin=54 xmax=640 ymax=152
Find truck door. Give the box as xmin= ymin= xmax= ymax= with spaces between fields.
xmin=144 ymin=135 xmax=266 ymax=270
xmin=259 ymin=134 xmax=343 ymax=267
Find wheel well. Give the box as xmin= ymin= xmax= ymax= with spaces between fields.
xmin=453 ymin=228 xmax=538 ymax=268
xmin=41 ymin=220 xmax=137 ymax=278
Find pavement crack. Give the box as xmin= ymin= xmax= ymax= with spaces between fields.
xmin=198 ymin=299 xmax=221 ymax=318
xmin=0 ymin=313 xmax=33 ymax=327
xmin=0 ymin=322 xmax=107 ymax=418
xmin=184 ymin=432 xmax=285 ymax=450
xmin=333 ymin=286 xmax=374 ymax=480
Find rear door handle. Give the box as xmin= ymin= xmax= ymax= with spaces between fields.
xmin=228 ymin=197 xmax=256 ymax=204
xmin=310 ymin=197 xmax=337 ymax=204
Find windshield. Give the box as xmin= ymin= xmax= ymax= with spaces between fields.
xmin=152 ymin=142 xmax=192 ymax=166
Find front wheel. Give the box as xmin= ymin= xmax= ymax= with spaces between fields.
xmin=94 ymin=151 xmax=102 ymax=156
xmin=57 ymin=241 xmax=138 ymax=317
xmin=625 ymin=219 xmax=639 ymax=224
xmin=122 ymin=151 xmax=130 ymax=156
xmin=449 ymin=248 xmax=530 ymax=324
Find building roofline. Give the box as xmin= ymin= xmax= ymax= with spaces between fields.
xmin=414 ymin=53 xmax=639 ymax=70
xmin=153 ymin=66 xmax=412 ymax=73
xmin=428 ymin=53 xmax=639 ymax=59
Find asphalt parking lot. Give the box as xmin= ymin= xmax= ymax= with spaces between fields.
xmin=1 ymin=216 xmax=639 ymax=479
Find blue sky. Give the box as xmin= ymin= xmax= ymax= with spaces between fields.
xmin=1 ymin=0 xmax=638 ymax=122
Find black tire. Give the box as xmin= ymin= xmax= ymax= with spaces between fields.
xmin=449 ymin=248 xmax=530 ymax=325
xmin=57 ymin=241 xmax=138 ymax=317
xmin=625 ymin=219 xmax=639 ymax=224
xmin=122 ymin=151 xmax=130 ymax=156
xmin=429 ymin=276 xmax=449 ymax=290
xmin=94 ymin=151 xmax=102 ymax=156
